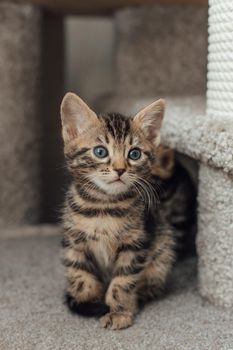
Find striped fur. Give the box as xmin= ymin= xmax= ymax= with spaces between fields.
xmin=60 ymin=93 xmax=196 ymax=330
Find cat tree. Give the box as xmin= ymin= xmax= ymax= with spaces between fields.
xmin=0 ymin=0 xmax=232 ymax=310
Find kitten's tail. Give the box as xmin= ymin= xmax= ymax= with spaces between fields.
xmin=65 ymin=293 xmax=109 ymax=317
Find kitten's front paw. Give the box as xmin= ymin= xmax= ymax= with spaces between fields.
xmin=100 ymin=312 xmax=133 ymax=330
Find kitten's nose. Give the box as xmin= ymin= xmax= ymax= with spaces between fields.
xmin=114 ymin=168 xmax=126 ymax=177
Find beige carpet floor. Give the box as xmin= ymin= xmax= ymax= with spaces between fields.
xmin=0 ymin=229 xmax=232 ymax=350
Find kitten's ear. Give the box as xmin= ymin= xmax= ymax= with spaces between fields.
xmin=60 ymin=92 xmax=99 ymax=144
xmin=133 ymin=99 xmax=165 ymax=146
xmin=158 ymin=146 xmax=175 ymax=170
xmin=152 ymin=145 xmax=175 ymax=179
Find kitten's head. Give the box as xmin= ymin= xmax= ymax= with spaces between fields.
xmin=61 ymin=92 xmax=165 ymax=197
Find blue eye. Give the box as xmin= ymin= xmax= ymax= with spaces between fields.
xmin=128 ymin=148 xmax=141 ymax=160
xmin=93 ymin=146 xmax=108 ymax=158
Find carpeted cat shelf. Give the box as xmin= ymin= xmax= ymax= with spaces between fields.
xmin=95 ymin=0 xmax=233 ymax=308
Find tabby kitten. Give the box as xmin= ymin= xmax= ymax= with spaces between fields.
xmin=60 ymin=92 xmax=193 ymax=330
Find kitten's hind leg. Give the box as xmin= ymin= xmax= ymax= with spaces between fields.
xmin=65 ymin=292 xmax=109 ymax=317
xmin=137 ymin=280 xmax=165 ymax=305
xmin=137 ymin=231 xmax=176 ymax=304
xmin=65 ymin=267 xmax=107 ymax=317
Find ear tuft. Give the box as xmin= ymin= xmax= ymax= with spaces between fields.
xmin=60 ymin=92 xmax=98 ymax=144
xmin=133 ymin=99 xmax=165 ymax=146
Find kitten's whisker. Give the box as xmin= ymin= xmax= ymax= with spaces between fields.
xmin=137 ymin=176 xmax=160 ymax=204
xmin=79 ymin=179 xmax=98 ymax=197
xmin=128 ymin=175 xmax=152 ymax=209
xmin=127 ymin=174 xmax=145 ymax=198
xmin=128 ymin=174 xmax=159 ymax=209
xmin=130 ymin=182 xmax=146 ymax=203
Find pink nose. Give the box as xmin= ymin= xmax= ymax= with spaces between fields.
xmin=114 ymin=168 xmax=126 ymax=176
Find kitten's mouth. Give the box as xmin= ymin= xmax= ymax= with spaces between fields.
xmin=108 ymin=178 xmax=125 ymax=184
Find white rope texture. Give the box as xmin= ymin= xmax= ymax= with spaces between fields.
xmin=207 ymin=0 xmax=233 ymax=118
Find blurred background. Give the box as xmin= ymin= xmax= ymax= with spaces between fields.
xmin=66 ymin=17 xmax=114 ymax=105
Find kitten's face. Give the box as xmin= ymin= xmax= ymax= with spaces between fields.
xmin=61 ymin=93 xmax=165 ymax=197
xmin=65 ymin=115 xmax=155 ymax=195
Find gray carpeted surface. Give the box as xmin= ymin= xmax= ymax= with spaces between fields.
xmin=0 ymin=233 xmax=233 ymax=350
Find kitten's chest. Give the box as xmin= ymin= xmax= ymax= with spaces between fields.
xmin=74 ymin=213 xmax=126 ymax=238
xmin=90 ymin=235 xmax=117 ymax=270
xmin=75 ymin=214 xmax=125 ymax=266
